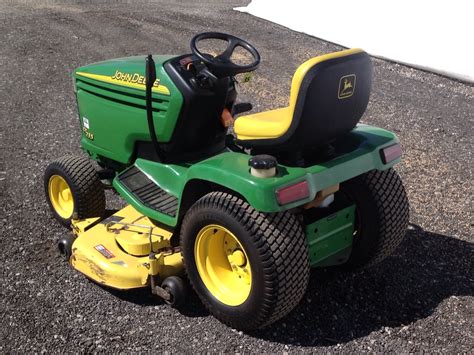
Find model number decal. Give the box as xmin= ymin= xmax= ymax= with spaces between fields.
xmin=82 ymin=126 xmax=94 ymax=140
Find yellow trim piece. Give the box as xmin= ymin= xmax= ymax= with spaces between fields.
xmin=234 ymin=48 xmax=364 ymax=140
xmin=48 ymin=175 xmax=74 ymax=219
xmin=75 ymin=71 xmax=171 ymax=96
xmin=194 ymin=224 xmax=252 ymax=306
xmin=70 ymin=205 xmax=183 ymax=289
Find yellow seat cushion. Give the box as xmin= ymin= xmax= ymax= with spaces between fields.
xmin=234 ymin=48 xmax=364 ymax=142
xmin=234 ymin=107 xmax=293 ymax=140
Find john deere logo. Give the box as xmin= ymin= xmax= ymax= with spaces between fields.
xmin=338 ymin=74 xmax=356 ymax=99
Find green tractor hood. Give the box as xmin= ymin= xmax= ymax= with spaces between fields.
xmin=73 ymin=55 xmax=184 ymax=164
xmin=74 ymin=55 xmax=175 ymax=96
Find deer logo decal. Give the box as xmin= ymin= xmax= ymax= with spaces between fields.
xmin=338 ymin=74 xmax=356 ymax=99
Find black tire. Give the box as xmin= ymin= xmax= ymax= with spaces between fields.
xmin=161 ymin=276 xmax=186 ymax=307
xmin=180 ymin=191 xmax=310 ymax=330
xmin=341 ymin=168 xmax=409 ymax=268
xmin=44 ymin=155 xmax=105 ymax=228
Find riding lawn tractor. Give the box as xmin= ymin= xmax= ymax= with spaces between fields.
xmin=44 ymin=32 xmax=409 ymax=330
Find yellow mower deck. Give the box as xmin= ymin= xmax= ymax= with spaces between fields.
xmin=70 ymin=205 xmax=183 ymax=289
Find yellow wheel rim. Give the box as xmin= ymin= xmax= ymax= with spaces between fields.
xmin=194 ymin=224 xmax=252 ymax=306
xmin=48 ymin=175 xmax=74 ymax=219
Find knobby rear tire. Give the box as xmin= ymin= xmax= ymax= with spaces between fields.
xmin=180 ymin=191 xmax=310 ymax=330
xmin=341 ymin=168 xmax=409 ymax=268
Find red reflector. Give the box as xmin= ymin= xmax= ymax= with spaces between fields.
xmin=381 ymin=143 xmax=402 ymax=164
xmin=276 ymin=181 xmax=309 ymax=205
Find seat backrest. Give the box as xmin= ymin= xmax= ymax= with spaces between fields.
xmin=274 ymin=48 xmax=372 ymax=150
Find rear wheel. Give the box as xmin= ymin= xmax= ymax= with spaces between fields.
xmin=341 ymin=168 xmax=409 ymax=268
xmin=180 ymin=191 xmax=310 ymax=330
xmin=44 ymin=156 xmax=105 ymax=228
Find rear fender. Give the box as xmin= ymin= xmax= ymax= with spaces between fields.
xmin=115 ymin=124 xmax=401 ymax=227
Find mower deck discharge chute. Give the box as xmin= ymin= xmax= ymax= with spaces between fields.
xmin=44 ymin=32 xmax=409 ymax=330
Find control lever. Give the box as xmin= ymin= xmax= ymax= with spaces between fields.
xmin=145 ymin=55 xmax=164 ymax=161
xmin=196 ymin=67 xmax=218 ymax=89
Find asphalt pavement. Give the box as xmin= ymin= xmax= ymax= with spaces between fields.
xmin=1 ymin=0 xmax=473 ymax=352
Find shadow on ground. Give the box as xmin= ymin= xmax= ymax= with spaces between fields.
xmin=109 ymin=281 xmax=209 ymax=318
xmin=252 ymin=224 xmax=473 ymax=345
xmin=110 ymin=224 xmax=473 ymax=345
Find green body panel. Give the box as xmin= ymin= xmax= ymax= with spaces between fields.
xmin=73 ymin=55 xmax=183 ymax=164
xmin=112 ymin=159 xmax=188 ymax=227
xmin=112 ymin=124 xmax=400 ymax=227
xmin=306 ymin=204 xmax=355 ymax=267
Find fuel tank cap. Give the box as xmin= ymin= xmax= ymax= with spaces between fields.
xmin=248 ymin=155 xmax=277 ymax=178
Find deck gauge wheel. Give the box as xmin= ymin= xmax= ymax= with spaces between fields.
xmin=161 ymin=276 xmax=186 ymax=307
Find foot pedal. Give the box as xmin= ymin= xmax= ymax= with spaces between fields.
xmin=117 ymin=166 xmax=178 ymax=217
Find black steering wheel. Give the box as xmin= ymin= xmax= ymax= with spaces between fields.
xmin=190 ymin=32 xmax=261 ymax=78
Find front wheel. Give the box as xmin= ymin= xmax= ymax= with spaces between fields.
xmin=180 ymin=192 xmax=310 ymax=330
xmin=44 ymin=156 xmax=106 ymax=228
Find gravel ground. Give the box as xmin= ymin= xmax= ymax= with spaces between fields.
xmin=1 ymin=0 xmax=473 ymax=352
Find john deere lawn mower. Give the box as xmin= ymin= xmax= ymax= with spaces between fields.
xmin=44 ymin=32 xmax=409 ymax=330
